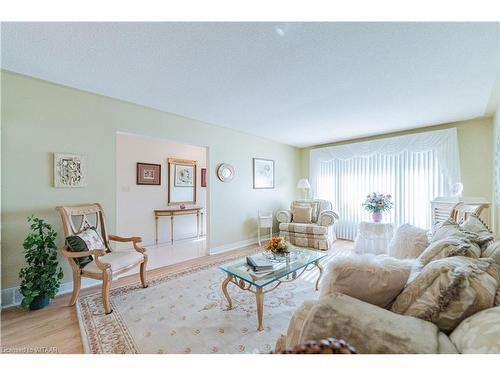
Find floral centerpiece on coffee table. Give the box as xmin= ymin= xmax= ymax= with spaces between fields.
xmin=362 ymin=193 xmax=393 ymax=222
xmin=266 ymin=236 xmax=290 ymax=256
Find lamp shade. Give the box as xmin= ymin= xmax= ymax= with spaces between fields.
xmin=296 ymin=178 xmax=311 ymax=189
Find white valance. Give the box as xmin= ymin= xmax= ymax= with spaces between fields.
xmin=310 ymin=128 xmax=461 ymax=195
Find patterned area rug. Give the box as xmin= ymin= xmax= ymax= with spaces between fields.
xmin=77 ymin=246 xmax=352 ymax=354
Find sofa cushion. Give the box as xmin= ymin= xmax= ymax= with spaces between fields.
xmin=319 ymin=254 xmax=415 ymax=308
xmin=279 ymin=222 xmax=328 ymax=235
xmin=66 ymin=227 xmax=106 ymax=268
xmin=286 ymin=293 xmax=457 ymax=353
xmin=292 ymin=206 xmax=313 ymax=224
xmin=391 ymin=256 xmax=499 ymax=333
xmin=449 ymin=306 xmax=500 ymax=353
xmin=388 ymin=224 xmax=429 ymax=259
xmin=417 ymin=237 xmax=481 ymax=267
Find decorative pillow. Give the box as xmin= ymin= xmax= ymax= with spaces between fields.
xmin=292 ymin=206 xmax=313 ymax=224
xmin=417 ymin=237 xmax=481 ymax=267
xmin=319 ymin=254 xmax=415 ymax=308
xmin=460 ymin=215 xmax=495 ymax=250
xmin=431 ymin=219 xmax=461 ymax=242
xmin=449 ymin=306 xmax=500 ymax=353
xmin=483 ymin=240 xmax=500 ymax=265
xmin=66 ymin=227 xmax=106 ymax=268
xmin=293 ymin=201 xmax=320 ymax=222
xmin=388 ymin=224 xmax=429 ymax=259
xmin=391 ymin=256 xmax=499 ymax=333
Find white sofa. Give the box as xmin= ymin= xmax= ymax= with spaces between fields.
xmin=276 ymin=199 xmax=338 ymax=250
xmin=276 ymin=217 xmax=500 ymax=354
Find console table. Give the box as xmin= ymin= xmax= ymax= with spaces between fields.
xmin=354 ymin=221 xmax=394 ymax=255
xmin=154 ymin=206 xmax=204 ymax=245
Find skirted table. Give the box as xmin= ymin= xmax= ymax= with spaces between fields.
xmin=354 ymin=221 xmax=394 ymax=255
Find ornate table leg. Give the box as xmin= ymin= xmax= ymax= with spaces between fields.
xmin=197 ymin=211 xmax=200 ymax=239
xmin=155 ymin=215 xmax=159 ymax=245
xmin=170 ymin=215 xmax=174 ymax=245
xmin=222 ymin=274 xmax=233 ymax=310
xmin=256 ymin=287 xmax=264 ymax=331
xmin=314 ymin=260 xmax=324 ymax=291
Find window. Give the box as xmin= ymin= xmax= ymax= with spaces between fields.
xmin=310 ymin=129 xmax=461 ymax=240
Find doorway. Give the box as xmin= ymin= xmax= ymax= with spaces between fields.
xmin=116 ymin=132 xmax=209 ymax=270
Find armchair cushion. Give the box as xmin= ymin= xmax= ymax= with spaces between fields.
xmin=278 ymin=223 xmax=328 ymax=235
xmin=66 ymin=227 xmax=106 ymax=268
xmin=284 ymin=293 xmax=457 ymax=353
xmin=82 ymin=249 xmax=144 ymax=274
xmin=292 ymin=206 xmax=313 ymax=223
xmin=391 ymin=256 xmax=499 ymax=333
xmin=319 ymin=254 xmax=414 ymax=308
xmin=292 ymin=200 xmax=321 ymax=222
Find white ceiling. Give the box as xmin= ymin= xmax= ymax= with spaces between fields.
xmin=1 ymin=22 xmax=498 ymax=147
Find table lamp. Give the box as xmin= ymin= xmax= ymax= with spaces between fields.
xmin=297 ymin=178 xmax=311 ymax=200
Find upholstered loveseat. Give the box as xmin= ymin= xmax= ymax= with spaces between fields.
xmin=276 ymin=216 xmax=500 ymax=354
xmin=276 ymin=199 xmax=339 ymax=250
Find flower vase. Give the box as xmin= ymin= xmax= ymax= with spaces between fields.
xmin=372 ymin=212 xmax=382 ymax=223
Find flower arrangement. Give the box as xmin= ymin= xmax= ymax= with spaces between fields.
xmin=266 ymin=236 xmax=289 ymax=255
xmin=362 ymin=192 xmax=393 ymax=213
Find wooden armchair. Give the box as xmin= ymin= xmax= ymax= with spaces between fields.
xmin=450 ymin=202 xmax=488 ymax=223
xmin=56 ymin=203 xmax=148 ymax=314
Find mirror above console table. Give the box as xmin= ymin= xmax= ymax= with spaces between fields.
xmin=168 ymin=158 xmax=197 ymax=205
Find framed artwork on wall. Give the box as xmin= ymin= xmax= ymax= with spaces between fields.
xmin=201 ymin=168 xmax=207 ymax=187
xmin=253 ymin=158 xmax=275 ymax=189
xmin=174 ymin=164 xmax=195 ymax=187
xmin=54 ymin=153 xmax=87 ymax=188
xmin=136 ymin=162 xmax=161 ymax=185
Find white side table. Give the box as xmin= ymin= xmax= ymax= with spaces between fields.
xmin=354 ymin=222 xmax=394 ymax=255
xmin=258 ymin=211 xmax=273 ymax=246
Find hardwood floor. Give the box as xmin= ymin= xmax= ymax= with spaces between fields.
xmin=1 ymin=241 xmax=352 ymax=354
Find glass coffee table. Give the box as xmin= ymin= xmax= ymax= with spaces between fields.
xmin=219 ymin=247 xmax=327 ymax=331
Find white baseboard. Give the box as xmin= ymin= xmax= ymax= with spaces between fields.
xmin=209 ymin=232 xmax=277 ymax=255
xmin=1 ymin=278 xmax=101 ymax=309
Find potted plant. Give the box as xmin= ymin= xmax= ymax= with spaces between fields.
xmin=19 ymin=216 xmax=63 ymax=310
xmin=362 ymin=193 xmax=393 ymax=222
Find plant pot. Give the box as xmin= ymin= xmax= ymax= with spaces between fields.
xmin=29 ymin=295 xmax=50 ymax=310
xmin=372 ymin=212 xmax=383 ymax=223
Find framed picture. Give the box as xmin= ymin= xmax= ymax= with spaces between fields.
xmin=136 ymin=162 xmax=161 ymax=185
xmin=201 ymin=168 xmax=207 ymax=187
xmin=174 ymin=164 xmax=195 ymax=187
xmin=253 ymin=158 xmax=275 ymax=189
xmin=54 ymin=153 xmax=87 ymax=188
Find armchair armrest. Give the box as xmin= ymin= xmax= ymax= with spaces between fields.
xmin=61 ymin=247 xmax=106 ymax=259
xmin=276 ymin=209 xmax=292 ymax=223
xmin=108 ymin=234 xmax=146 ymax=254
xmin=317 ymin=210 xmax=339 ymax=226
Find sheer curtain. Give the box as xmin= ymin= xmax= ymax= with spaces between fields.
xmin=310 ymin=128 xmax=461 ymax=240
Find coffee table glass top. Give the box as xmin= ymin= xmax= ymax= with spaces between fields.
xmin=219 ymin=247 xmax=327 ymax=288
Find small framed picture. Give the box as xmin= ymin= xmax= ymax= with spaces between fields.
xmin=174 ymin=164 xmax=195 ymax=187
xmin=54 ymin=153 xmax=87 ymax=188
xmin=253 ymin=158 xmax=275 ymax=189
xmin=201 ymin=168 xmax=207 ymax=187
xmin=136 ymin=163 xmax=161 ymax=185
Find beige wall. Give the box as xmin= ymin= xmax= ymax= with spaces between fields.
xmin=1 ymin=71 xmax=301 ymax=290
xmin=300 ymin=117 xmax=495 ymax=226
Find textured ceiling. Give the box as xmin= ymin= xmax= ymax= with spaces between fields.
xmin=1 ymin=22 xmax=498 ymax=147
